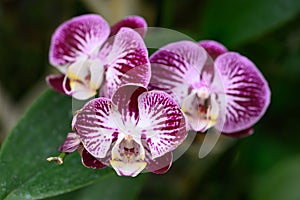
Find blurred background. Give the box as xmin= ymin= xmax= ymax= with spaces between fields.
xmin=1 ymin=0 xmax=300 ymax=199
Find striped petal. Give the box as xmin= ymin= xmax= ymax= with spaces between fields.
xmin=214 ymin=52 xmax=271 ymax=133
xmin=149 ymin=41 xmax=207 ymax=103
xmin=110 ymin=15 xmax=147 ymax=37
xmin=112 ymin=84 xmax=147 ymax=125
xmin=199 ymin=40 xmax=227 ymax=86
xmin=110 ymin=160 xmax=146 ymax=177
xmin=72 ymin=98 xmax=121 ymax=158
xmin=81 ymin=148 xmax=107 ymax=169
xmin=58 ymin=132 xmax=81 ymax=153
xmin=49 ymin=14 xmax=109 ymax=67
xmin=137 ymin=91 xmax=187 ymax=159
xmin=99 ymin=27 xmax=150 ymax=99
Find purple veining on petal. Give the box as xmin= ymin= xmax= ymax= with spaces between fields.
xmin=150 ymin=50 xmax=188 ymax=93
xmin=145 ymin=151 xmax=173 ymax=174
xmin=49 ymin=14 xmax=110 ymax=66
xmin=112 ymin=84 xmax=147 ymax=124
xmin=81 ymin=148 xmax=107 ymax=169
xmin=200 ymin=54 xmax=216 ymax=86
xmin=46 ymin=74 xmax=71 ymax=95
xmin=214 ymin=52 xmax=271 ymax=133
xmin=99 ymin=27 xmax=150 ymax=99
xmin=137 ymin=91 xmax=187 ymax=159
xmin=58 ymin=132 xmax=81 ymax=153
xmin=149 ymin=41 xmax=207 ymax=103
xmin=110 ymin=15 xmax=147 ymax=38
xmin=73 ymin=98 xmax=120 ymax=158
xmin=199 ymin=40 xmax=228 ymax=60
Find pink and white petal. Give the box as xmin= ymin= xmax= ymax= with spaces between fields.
xmin=198 ymin=40 xmax=227 ymax=86
xmin=145 ymin=151 xmax=172 ymax=174
xmin=99 ymin=27 xmax=150 ymax=98
xmin=99 ymin=62 xmax=150 ymax=99
xmin=198 ymin=40 xmax=227 ymax=88
xmin=81 ymin=148 xmax=107 ymax=169
xmin=214 ymin=52 xmax=271 ymax=133
xmin=149 ymin=41 xmax=207 ymax=103
xmin=73 ymin=98 xmax=121 ymax=158
xmin=49 ymin=14 xmax=110 ymax=67
xmin=67 ymin=58 xmax=105 ymax=100
xmin=112 ymin=84 xmax=147 ymax=124
xmin=58 ymin=132 xmax=81 ymax=153
xmin=69 ymin=81 xmax=96 ymax=100
xmin=137 ymin=91 xmax=187 ymax=159
xmin=46 ymin=74 xmax=71 ymax=96
xmin=199 ymin=40 xmax=228 ymax=60
xmin=222 ymin=127 xmax=254 ymax=138
xmin=89 ymin=59 xmax=105 ymax=90
xmin=110 ymin=160 xmax=147 ymax=177
xmin=67 ymin=57 xmax=90 ymax=82
xmin=110 ymin=15 xmax=147 ymax=37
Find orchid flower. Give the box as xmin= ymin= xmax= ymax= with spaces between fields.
xmin=46 ymin=14 xmax=150 ymax=100
xmin=49 ymin=84 xmax=187 ymax=177
xmin=149 ymin=40 xmax=270 ymax=156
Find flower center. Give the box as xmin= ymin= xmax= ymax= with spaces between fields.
xmin=182 ymin=86 xmax=219 ymax=132
xmin=119 ymin=135 xmax=140 ymax=161
xmin=65 ymin=57 xmax=104 ymax=99
xmin=110 ymin=135 xmax=147 ymax=177
xmin=195 ymin=86 xmax=210 ymax=99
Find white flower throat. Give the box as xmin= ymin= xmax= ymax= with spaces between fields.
xmin=182 ymin=85 xmax=219 ymax=132
xmin=110 ymin=134 xmax=146 ymax=177
xmin=65 ymin=57 xmax=104 ymax=100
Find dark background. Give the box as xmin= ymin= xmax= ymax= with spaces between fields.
xmin=1 ymin=0 xmax=300 ymax=199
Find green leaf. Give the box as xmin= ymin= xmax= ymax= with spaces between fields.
xmin=47 ymin=173 xmax=146 ymax=200
xmin=200 ymin=0 xmax=300 ymax=47
xmin=251 ymin=156 xmax=300 ymax=200
xmin=0 ymin=90 xmax=115 ymax=200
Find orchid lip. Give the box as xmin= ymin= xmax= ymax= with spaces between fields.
xmin=63 ymin=57 xmax=104 ymax=99
xmin=67 ymin=58 xmax=103 ymax=88
xmin=110 ymin=134 xmax=147 ymax=177
xmin=111 ymin=134 xmax=145 ymax=161
xmin=110 ymin=160 xmax=147 ymax=177
xmin=182 ymin=89 xmax=219 ymax=132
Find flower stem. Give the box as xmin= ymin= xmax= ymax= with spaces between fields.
xmin=46 ymin=152 xmax=66 ymax=165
